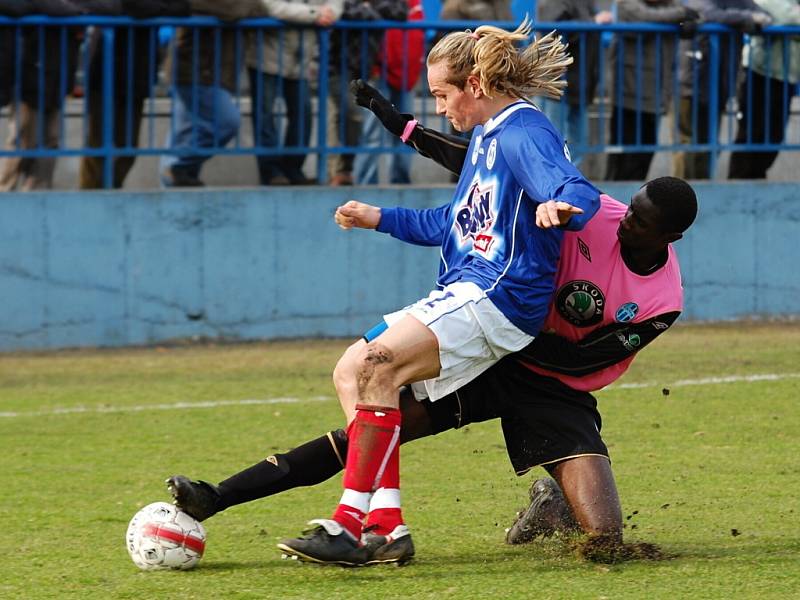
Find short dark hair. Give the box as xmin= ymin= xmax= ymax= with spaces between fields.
xmin=645 ymin=176 xmax=698 ymax=234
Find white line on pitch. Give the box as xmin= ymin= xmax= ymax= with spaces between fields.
xmin=0 ymin=396 xmax=334 ymax=419
xmin=600 ymin=372 xmax=800 ymax=392
xmin=2 ymin=372 xmax=799 ymax=419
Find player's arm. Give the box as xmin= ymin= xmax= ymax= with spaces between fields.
xmin=515 ymin=312 xmax=681 ymax=376
xmin=503 ymin=126 xmax=600 ymax=231
xmin=335 ymin=200 xmax=450 ymax=246
xmin=351 ymin=79 xmax=469 ymax=175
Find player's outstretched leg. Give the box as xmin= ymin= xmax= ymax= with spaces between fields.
xmin=166 ymin=475 xmax=222 ymax=522
xmin=505 ymin=478 xmax=579 ymax=544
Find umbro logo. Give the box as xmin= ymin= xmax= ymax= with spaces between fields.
xmin=578 ymin=237 xmax=591 ymax=262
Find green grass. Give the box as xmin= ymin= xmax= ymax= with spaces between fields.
xmin=1 ymin=323 xmax=799 ymax=599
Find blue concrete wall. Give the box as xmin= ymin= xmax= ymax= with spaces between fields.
xmin=0 ymin=183 xmax=797 ymax=351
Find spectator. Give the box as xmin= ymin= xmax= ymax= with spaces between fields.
xmin=245 ymin=0 xmax=343 ymax=186
xmin=605 ymin=0 xmax=698 ymax=181
xmin=728 ymin=0 xmax=800 ymax=179
xmin=79 ymin=1 xmax=192 ymax=189
xmin=354 ymin=0 xmax=425 ymax=185
xmin=673 ymin=0 xmax=770 ymax=180
xmin=327 ymin=0 xmax=408 ymax=186
xmin=439 ymin=0 xmax=512 ymax=23
xmin=0 ymin=0 xmax=84 ymax=191
xmin=159 ymin=0 xmax=257 ymax=187
xmin=536 ymin=0 xmax=613 ymax=167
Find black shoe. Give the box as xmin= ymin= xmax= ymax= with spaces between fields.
xmin=278 ymin=519 xmax=367 ymax=566
xmin=362 ymin=524 xmax=415 ymax=565
xmin=162 ymin=167 xmax=204 ymax=187
xmin=165 ymin=475 xmax=221 ymax=522
xmin=505 ymin=478 xmax=580 ymax=544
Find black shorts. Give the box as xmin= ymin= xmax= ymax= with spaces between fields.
xmin=421 ymin=357 xmax=609 ymax=475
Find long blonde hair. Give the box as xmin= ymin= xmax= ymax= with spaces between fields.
xmin=427 ymin=19 xmax=572 ymax=100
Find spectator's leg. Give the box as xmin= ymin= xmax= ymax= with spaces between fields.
xmin=605 ymin=108 xmax=654 ymax=181
xmin=113 ymin=93 xmax=147 ymax=189
xmin=354 ymin=99 xmax=383 ymax=185
xmin=248 ymin=68 xmax=283 ymax=185
xmin=328 ymin=74 xmax=359 ymax=185
xmin=21 ymin=106 xmax=60 ymax=190
xmin=161 ymin=85 xmax=240 ymax=186
xmin=0 ymin=103 xmax=30 ymax=191
xmin=78 ymin=85 xmax=105 ymax=189
xmin=685 ymin=102 xmax=712 ymax=180
xmin=281 ymin=76 xmax=312 ymax=184
xmin=729 ymin=72 xmax=773 ymax=179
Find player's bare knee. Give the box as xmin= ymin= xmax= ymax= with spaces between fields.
xmin=355 ymin=342 xmax=396 ymax=397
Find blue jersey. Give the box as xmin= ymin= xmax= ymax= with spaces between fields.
xmin=377 ymin=101 xmax=600 ymax=336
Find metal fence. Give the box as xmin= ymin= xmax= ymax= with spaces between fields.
xmin=0 ymin=16 xmax=798 ymax=188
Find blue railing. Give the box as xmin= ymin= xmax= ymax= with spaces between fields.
xmin=0 ymin=16 xmax=798 ymax=187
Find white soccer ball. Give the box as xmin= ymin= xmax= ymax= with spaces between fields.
xmin=126 ymin=502 xmax=207 ymax=571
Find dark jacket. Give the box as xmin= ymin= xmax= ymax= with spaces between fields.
xmin=611 ymin=0 xmax=696 ymax=114
xmin=329 ymin=0 xmax=408 ymax=78
xmin=537 ymin=0 xmax=603 ymax=106
xmin=168 ymin=0 xmax=260 ymax=91
xmin=85 ymin=1 xmax=191 ymax=95
xmin=678 ymin=0 xmax=769 ymax=103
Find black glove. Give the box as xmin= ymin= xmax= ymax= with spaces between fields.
xmin=350 ymin=79 xmax=410 ymax=138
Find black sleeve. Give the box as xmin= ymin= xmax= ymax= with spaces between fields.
xmin=405 ymin=123 xmax=470 ymax=175
xmin=514 ymin=311 xmax=681 ymax=377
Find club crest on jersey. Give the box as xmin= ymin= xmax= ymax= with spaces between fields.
xmin=556 ymin=280 xmax=605 ymax=327
xmin=454 ymin=181 xmax=496 ymax=254
xmin=486 ymin=138 xmax=497 ymax=169
xmin=615 ymin=302 xmax=639 ymax=323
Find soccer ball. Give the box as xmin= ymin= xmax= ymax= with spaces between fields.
xmin=126 ymin=502 xmax=206 ymax=570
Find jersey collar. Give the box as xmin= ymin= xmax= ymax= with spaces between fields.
xmin=483 ymin=100 xmax=535 ymax=135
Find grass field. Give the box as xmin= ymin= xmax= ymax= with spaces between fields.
xmin=1 ymin=322 xmax=799 ymax=599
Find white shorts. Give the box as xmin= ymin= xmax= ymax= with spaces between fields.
xmin=383 ymin=281 xmax=534 ymax=401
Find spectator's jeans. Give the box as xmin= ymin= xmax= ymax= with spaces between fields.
xmin=539 ymin=98 xmax=586 ymax=167
xmin=354 ymin=83 xmax=411 ymax=184
xmin=0 ymin=102 xmax=60 ymax=191
xmin=248 ymin=68 xmax=312 ymax=185
xmin=160 ymin=84 xmax=240 ymax=184
xmin=672 ymin=96 xmax=720 ymax=180
xmin=327 ymin=73 xmax=362 ymax=177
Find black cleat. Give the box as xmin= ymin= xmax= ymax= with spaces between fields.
xmin=165 ymin=475 xmax=221 ymax=522
xmin=277 ymin=519 xmax=368 ymax=567
xmin=505 ymin=478 xmax=580 ymax=544
xmin=362 ymin=524 xmax=415 ymax=565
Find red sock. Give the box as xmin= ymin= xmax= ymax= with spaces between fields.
xmin=332 ymin=404 xmax=401 ymax=540
xmin=365 ymin=445 xmax=404 ymax=536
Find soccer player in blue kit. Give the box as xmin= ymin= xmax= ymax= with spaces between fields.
xmin=275 ymin=21 xmax=601 ymax=564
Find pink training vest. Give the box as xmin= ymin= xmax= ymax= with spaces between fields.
xmin=525 ymin=194 xmax=684 ymax=391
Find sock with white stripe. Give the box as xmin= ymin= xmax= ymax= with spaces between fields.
xmin=332 ymin=404 xmax=402 ymax=540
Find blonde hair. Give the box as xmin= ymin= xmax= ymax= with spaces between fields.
xmin=427 ymin=19 xmax=572 ymax=100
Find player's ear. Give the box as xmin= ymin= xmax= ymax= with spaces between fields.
xmin=466 ymin=74 xmax=482 ymax=98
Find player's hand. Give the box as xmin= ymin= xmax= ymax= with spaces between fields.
xmin=334 ymin=200 xmax=381 ymax=230
xmin=350 ymin=79 xmax=410 ymax=137
xmin=535 ymin=200 xmax=583 ymax=229
xmin=315 ymin=5 xmax=336 ymax=27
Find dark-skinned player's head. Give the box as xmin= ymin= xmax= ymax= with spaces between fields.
xmin=617 ymin=177 xmax=698 ymax=251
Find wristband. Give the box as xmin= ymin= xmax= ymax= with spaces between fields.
xmin=400 ymin=119 xmax=418 ymax=143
